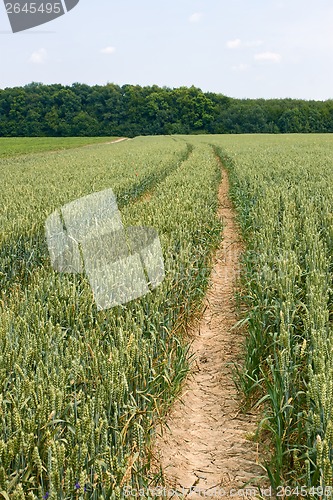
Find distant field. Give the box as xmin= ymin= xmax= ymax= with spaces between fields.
xmin=208 ymin=133 xmax=333 ymax=488
xmin=0 ymin=136 xmax=120 ymax=157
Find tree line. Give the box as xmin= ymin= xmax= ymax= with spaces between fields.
xmin=0 ymin=82 xmax=332 ymax=137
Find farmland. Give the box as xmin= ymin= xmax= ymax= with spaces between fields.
xmin=1 ymin=134 xmax=333 ymax=497
xmin=210 ymin=134 xmax=333 ymax=488
xmin=0 ymin=137 xmax=222 ymax=498
xmin=0 ymin=138 xmax=118 ymax=158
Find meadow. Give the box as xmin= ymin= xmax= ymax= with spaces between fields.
xmin=0 ymin=138 xmax=119 ymax=158
xmin=1 ymin=134 xmax=333 ymax=497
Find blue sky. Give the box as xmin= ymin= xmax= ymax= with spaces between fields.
xmin=1 ymin=0 xmax=332 ymax=100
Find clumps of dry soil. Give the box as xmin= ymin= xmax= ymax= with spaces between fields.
xmin=155 ymin=164 xmax=265 ymax=499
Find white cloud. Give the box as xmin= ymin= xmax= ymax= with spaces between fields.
xmin=101 ymin=46 xmax=116 ymax=55
xmin=189 ymin=12 xmax=202 ymax=23
xmin=226 ymin=38 xmax=242 ymax=49
xmin=232 ymin=63 xmax=250 ymax=72
xmin=227 ymin=39 xmax=263 ymax=49
xmin=28 ymin=48 xmax=47 ymax=64
xmin=254 ymin=51 xmax=282 ymax=62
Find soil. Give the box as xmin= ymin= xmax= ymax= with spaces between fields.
xmin=101 ymin=137 xmax=128 ymax=145
xmin=155 ymin=163 xmax=265 ymax=499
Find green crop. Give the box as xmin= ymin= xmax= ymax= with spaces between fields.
xmin=211 ymin=133 xmax=333 ymax=491
xmin=4 ymin=132 xmax=333 ymax=496
xmin=0 ymin=137 xmax=118 ymax=158
xmin=0 ymin=137 xmax=222 ymax=498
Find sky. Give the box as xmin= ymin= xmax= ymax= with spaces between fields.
xmin=0 ymin=0 xmax=332 ymax=100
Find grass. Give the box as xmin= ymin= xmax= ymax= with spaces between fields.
xmin=0 ymin=137 xmax=121 ymax=158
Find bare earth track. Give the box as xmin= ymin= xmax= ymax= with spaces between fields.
xmin=103 ymin=137 xmax=129 ymax=145
xmin=156 ymin=163 xmax=264 ymax=499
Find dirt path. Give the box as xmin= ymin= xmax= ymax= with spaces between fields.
xmin=102 ymin=137 xmax=128 ymax=145
xmin=155 ymin=163 xmax=264 ymax=499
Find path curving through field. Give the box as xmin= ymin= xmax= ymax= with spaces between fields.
xmin=156 ymin=161 xmax=264 ymax=499
xmin=103 ymin=137 xmax=129 ymax=145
